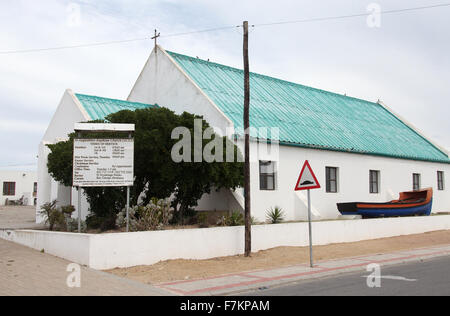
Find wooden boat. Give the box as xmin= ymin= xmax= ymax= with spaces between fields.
xmin=337 ymin=188 xmax=433 ymax=218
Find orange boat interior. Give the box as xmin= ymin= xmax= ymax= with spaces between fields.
xmin=356 ymin=188 xmax=433 ymax=209
xmin=395 ymin=188 xmax=432 ymax=203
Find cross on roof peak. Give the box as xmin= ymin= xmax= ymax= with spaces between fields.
xmin=151 ymin=29 xmax=160 ymax=48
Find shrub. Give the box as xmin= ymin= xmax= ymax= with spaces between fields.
xmin=217 ymin=211 xmax=245 ymax=226
xmin=115 ymin=206 xmax=137 ymax=230
xmin=196 ymin=212 xmax=209 ymax=228
xmin=66 ymin=218 xmax=87 ymax=233
xmin=61 ymin=205 xmax=75 ymax=217
xmin=116 ymin=198 xmax=173 ymax=231
xmin=40 ymin=202 xmax=84 ymax=232
xmin=39 ymin=201 xmax=66 ymax=231
xmin=84 ymin=187 xmax=126 ymax=231
xmin=86 ymin=214 xmax=117 ymax=231
xmin=171 ymin=207 xmax=196 ymax=225
xmin=60 ymin=204 xmax=78 ymax=231
xmin=266 ymin=206 xmax=285 ymax=224
xmin=216 ymin=216 xmax=226 ymax=226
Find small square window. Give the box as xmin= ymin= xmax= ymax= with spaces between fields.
xmin=326 ymin=167 xmax=338 ymax=193
xmin=3 ymin=182 xmax=16 ymax=196
xmin=259 ymin=161 xmax=276 ymax=191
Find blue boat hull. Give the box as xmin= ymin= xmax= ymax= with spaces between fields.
xmin=341 ymin=199 xmax=433 ymax=218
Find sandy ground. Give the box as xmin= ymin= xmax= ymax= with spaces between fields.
xmin=108 ymin=230 xmax=450 ymax=284
xmin=0 ymin=205 xmax=44 ymax=230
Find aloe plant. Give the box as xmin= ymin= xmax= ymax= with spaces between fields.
xmin=266 ymin=206 xmax=285 ymax=224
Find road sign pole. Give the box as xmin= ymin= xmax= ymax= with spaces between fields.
xmin=295 ymin=160 xmax=319 ymax=268
xmin=307 ymin=189 xmax=313 ymax=268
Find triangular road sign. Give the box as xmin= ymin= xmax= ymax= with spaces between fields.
xmin=295 ymin=160 xmax=321 ymax=191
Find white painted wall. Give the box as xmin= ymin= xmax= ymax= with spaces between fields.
xmin=2 ymin=216 xmax=449 ymax=270
xmin=238 ymin=139 xmax=450 ymax=222
xmin=196 ymin=188 xmax=231 ymax=212
xmin=195 ymin=188 xmax=244 ymax=214
xmin=0 ymin=170 xmax=37 ymax=205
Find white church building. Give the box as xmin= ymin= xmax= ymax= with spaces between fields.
xmin=37 ymin=45 xmax=450 ymax=223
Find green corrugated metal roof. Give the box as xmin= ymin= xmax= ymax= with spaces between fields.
xmin=167 ymin=51 xmax=450 ymax=163
xmin=75 ymin=93 xmax=157 ymax=120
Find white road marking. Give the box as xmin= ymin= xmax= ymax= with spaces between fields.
xmin=362 ymin=275 xmax=417 ymax=282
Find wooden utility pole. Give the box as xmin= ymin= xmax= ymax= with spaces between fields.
xmin=243 ymin=21 xmax=251 ymax=257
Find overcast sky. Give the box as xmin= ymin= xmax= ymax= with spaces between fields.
xmin=0 ymin=0 xmax=449 ymax=170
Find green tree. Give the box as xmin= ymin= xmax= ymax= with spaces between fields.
xmin=166 ymin=112 xmax=243 ymax=223
xmin=46 ymin=107 xmax=244 ymax=230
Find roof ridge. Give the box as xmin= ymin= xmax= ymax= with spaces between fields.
xmin=165 ymin=50 xmax=379 ymax=107
xmin=74 ymin=93 xmax=158 ymax=121
xmin=75 ymin=93 xmax=153 ymax=107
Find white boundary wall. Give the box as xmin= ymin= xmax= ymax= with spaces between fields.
xmin=2 ymin=216 xmax=450 ymax=270
xmin=0 ymin=230 xmax=91 ymax=265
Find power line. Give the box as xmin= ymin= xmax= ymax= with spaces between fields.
xmin=0 ymin=37 xmax=150 ymax=55
xmin=163 ymin=25 xmax=240 ymax=38
xmin=0 ymin=25 xmax=239 ymax=55
xmin=252 ymin=3 xmax=450 ymax=27
xmin=1 ymin=3 xmax=449 ymax=55
xmin=0 ymin=163 xmax=36 ymax=167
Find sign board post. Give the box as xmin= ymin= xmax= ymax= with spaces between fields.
xmin=77 ymin=131 xmax=82 ymax=233
xmin=73 ymin=123 xmax=135 ymax=233
xmin=126 ymin=131 xmax=132 ymax=233
xmin=295 ymin=160 xmax=321 ymax=268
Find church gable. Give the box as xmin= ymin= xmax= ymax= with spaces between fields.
xmin=127 ymin=46 xmax=234 ymax=134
